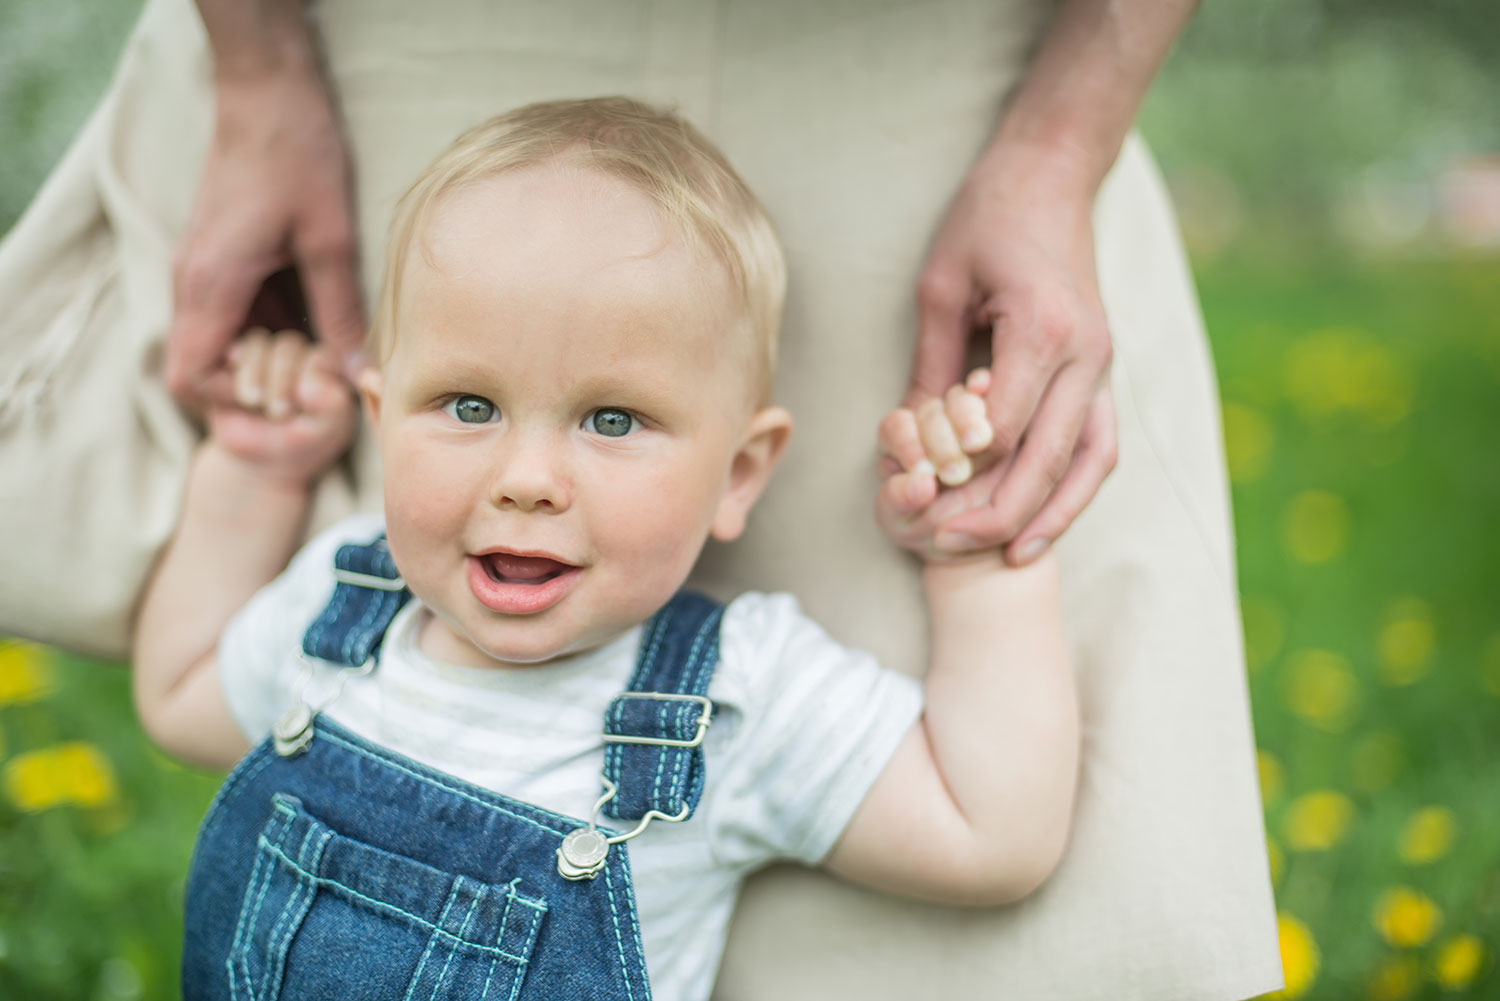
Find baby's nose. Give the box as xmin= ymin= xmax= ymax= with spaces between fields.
xmin=488 ymin=434 xmax=572 ymax=512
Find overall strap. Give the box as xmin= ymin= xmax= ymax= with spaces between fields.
xmin=301 ymin=535 xmax=412 ymax=668
xmin=601 ymin=591 xmax=725 ymax=823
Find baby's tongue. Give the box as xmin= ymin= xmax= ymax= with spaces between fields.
xmin=485 ymin=553 xmax=569 ymax=582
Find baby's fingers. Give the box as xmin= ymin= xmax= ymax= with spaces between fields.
xmin=264 ymin=329 xmax=311 ymax=420
xmin=946 ymin=382 xmax=992 ymax=453
xmin=917 ymin=398 xmax=973 ymax=486
xmin=878 ymin=408 xmax=936 ymax=480
xmin=231 ymin=327 xmax=271 ymax=409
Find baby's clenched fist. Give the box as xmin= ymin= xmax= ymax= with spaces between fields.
xmin=207 ymin=327 xmax=357 ymax=485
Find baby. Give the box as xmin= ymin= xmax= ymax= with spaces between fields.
xmin=133 ymin=97 xmax=1078 ymax=1001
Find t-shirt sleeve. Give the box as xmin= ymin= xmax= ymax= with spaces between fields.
xmin=704 ymin=592 xmax=923 ymax=870
xmin=217 ymin=512 xmax=387 ymax=742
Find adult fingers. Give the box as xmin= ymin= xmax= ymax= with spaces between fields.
xmin=1004 ymin=385 xmax=1119 ymax=566
xmin=907 ymin=263 xmax=971 ymax=407
xmin=936 ymin=361 xmax=1098 ymax=550
xmin=264 ymin=329 xmax=310 ymax=420
xmin=980 ymin=288 xmax=1069 ymax=462
xmin=167 ymin=234 xmax=272 ymax=405
xmin=293 ymin=213 xmax=367 ymax=372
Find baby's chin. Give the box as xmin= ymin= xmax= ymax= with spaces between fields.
xmin=435 ymin=616 xmax=626 ymax=670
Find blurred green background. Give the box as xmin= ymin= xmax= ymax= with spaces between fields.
xmin=2 ymin=1 xmax=1497 ymax=999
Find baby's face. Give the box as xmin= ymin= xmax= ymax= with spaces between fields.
xmin=364 ymin=164 xmax=761 ymax=668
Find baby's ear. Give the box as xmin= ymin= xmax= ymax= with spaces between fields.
xmin=711 ymin=407 xmax=794 ymax=542
xmin=355 ymin=368 xmax=383 ymax=427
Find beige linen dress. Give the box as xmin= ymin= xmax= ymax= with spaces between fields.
xmin=0 ymin=0 xmax=1282 ymax=996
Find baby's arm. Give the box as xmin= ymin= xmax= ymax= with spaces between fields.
xmin=133 ymin=328 xmax=357 ymax=770
xmin=824 ymin=371 xmax=1079 ymax=906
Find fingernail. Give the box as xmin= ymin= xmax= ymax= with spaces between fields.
xmin=938 ymin=459 xmax=972 ymax=486
xmin=911 ymin=459 xmax=935 ymax=478
xmin=1014 ymin=537 xmax=1051 ymax=564
xmin=906 ymin=477 xmax=927 ymax=505
xmin=934 ymin=532 xmax=978 ymax=552
xmin=962 ymin=426 xmax=993 ymax=451
xmin=266 ymin=398 xmax=289 ymax=420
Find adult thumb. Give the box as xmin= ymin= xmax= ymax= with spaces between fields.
xmin=297 ymin=228 xmax=368 ymax=374
xmin=907 ymin=268 xmax=970 ymax=408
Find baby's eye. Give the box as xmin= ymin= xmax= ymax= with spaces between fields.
xmin=442 ymin=395 xmax=498 ymax=424
xmin=589 ymin=408 xmax=636 ymax=438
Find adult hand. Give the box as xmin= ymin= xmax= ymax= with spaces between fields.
xmin=167 ymin=62 xmax=365 ymax=412
xmin=909 ymin=145 xmax=1117 ymax=567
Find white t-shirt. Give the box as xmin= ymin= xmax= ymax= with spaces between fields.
xmin=218 ymin=513 xmax=923 ymax=1001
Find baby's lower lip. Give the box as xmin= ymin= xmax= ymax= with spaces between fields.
xmin=466 ymin=556 xmax=579 ymax=614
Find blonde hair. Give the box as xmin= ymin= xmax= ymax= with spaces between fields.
xmin=371 ymin=97 xmax=786 ymax=400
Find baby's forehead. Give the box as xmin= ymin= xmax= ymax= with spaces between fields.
xmin=414 ymin=166 xmax=731 ymax=298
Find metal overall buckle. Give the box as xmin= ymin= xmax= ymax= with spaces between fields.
xmin=556 ymin=693 xmax=712 ymax=880
xmin=272 ymin=652 xmax=378 ymax=757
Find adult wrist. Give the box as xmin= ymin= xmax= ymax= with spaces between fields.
xmin=197 ymin=0 xmax=323 ymax=86
xmin=972 ymin=129 xmax=1108 ymax=212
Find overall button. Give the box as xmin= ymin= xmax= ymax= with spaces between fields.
xmin=273 ymin=704 xmax=314 ymax=757
xmin=557 ymin=828 xmax=609 ymax=880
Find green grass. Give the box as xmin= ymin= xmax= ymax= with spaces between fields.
xmin=1 ymin=250 xmax=1497 ymax=999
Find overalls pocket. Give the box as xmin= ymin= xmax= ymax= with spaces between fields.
xmin=227 ymin=793 xmax=548 ymax=1001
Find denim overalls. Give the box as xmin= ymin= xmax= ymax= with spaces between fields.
xmin=183 ymin=536 xmax=725 ymax=1001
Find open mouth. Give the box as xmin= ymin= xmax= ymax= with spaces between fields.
xmin=481 ymin=552 xmax=575 ymax=585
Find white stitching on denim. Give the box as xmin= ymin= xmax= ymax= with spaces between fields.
xmin=305 ymin=572 xmax=350 ymax=659
xmin=268 ymin=824 xmax=330 ymax=999
xmin=478 ymin=883 xmax=516 ymax=1001
xmin=259 ymin=841 xmax=540 ymax=963
xmin=404 ymin=883 xmax=461 ymax=1001
xmin=318 ymin=729 xmax=572 ymax=837
xmin=504 ymin=899 xmax=543 ymax=1001
xmin=261 ymin=821 xmax=320 ymax=989
xmin=601 ymin=861 xmax=637 ymax=1001
xmin=426 ymin=882 xmax=482 ymax=1001
xmin=340 ymin=585 xmax=384 ymax=665
xmin=229 ymin=804 xmax=294 ymax=1001
xmin=670 ymin=611 xmax=719 ymax=812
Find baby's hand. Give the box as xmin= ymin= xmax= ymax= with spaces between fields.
xmin=206 ymin=327 xmax=358 ymax=484
xmin=877 ymin=369 xmax=1000 ymax=561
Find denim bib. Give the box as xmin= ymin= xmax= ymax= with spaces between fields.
xmin=182 ymin=536 xmax=724 ymax=1001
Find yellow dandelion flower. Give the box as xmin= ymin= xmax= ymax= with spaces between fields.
xmin=1285 ymin=790 xmax=1355 ymax=852
xmin=1374 ymin=887 xmax=1441 ymax=948
xmin=1267 ymin=834 xmax=1286 ymax=886
xmin=1352 ymin=732 xmax=1405 ymax=793
xmin=1282 ymin=490 xmax=1350 ymax=565
xmin=1242 ymin=596 xmax=1287 ymax=672
xmin=54 ymin=742 xmax=118 ymax=807
xmin=1258 ymin=749 xmax=1286 ymax=803
xmin=1481 ymin=635 xmax=1500 ymax=697
xmin=1399 ymin=807 xmax=1456 ymax=865
xmin=1369 ymin=955 xmax=1421 ymax=1001
xmin=1264 ymin=911 xmax=1320 ymax=999
xmin=1284 ymin=649 xmax=1359 ymax=732
xmin=0 ymin=639 xmax=56 ymax=706
xmin=1223 ymin=401 xmax=1275 ymax=483
xmin=1433 ymin=934 xmax=1484 ymax=990
xmin=1377 ymin=598 xmax=1436 ymax=686
xmin=4 ymin=747 xmax=67 ymax=811
xmin=2 ymin=741 xmax=118 ymax=812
